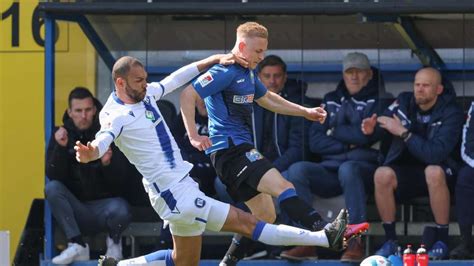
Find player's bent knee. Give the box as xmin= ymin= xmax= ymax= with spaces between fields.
xmin=254 ymin=207 xmax=276 ymax=223
xmin=222 ymin=206 xmax=258 ymax=238
xmin=374 ymin=167 xmax=396 ymax=187
xmin=261 ymin=211 xmax=276 ymax=224
xmin=425 ymin=165 xmax=445 ymax=182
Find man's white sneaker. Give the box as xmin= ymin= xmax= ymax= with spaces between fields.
xmin=105 ymin=236 xmax=123 ymax=260
xmin=52 ymin=242 xmax=89 ymax=264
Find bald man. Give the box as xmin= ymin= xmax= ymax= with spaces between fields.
xmin=362 ymin=67 xmax=464 ymax=259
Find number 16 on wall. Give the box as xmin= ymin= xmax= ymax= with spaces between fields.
xmin=0 ymin=1 xmax=67 ymax=52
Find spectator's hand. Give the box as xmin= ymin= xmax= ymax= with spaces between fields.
xmin=361 ymin=114 xmax=377 ymax=135
xmin=54 ymin=126 xmax=68 ymax=147
xmin=74 ymin=141 xmax=99 ymax=163
xmin=218 ymin=53 xmax=249 ymax=68
xmin=189 ymin=135 xmax=213 ymax=152
xmin=101 ymin=147 xmax=113 ymax=166
xmin=377 ymin=114 xmax=406 ymax=137
xmin=305 ymin=107 xmax=327 ymax=123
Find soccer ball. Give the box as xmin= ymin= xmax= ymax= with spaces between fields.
xmin=360 ymin=255 xmax=392 ymax=266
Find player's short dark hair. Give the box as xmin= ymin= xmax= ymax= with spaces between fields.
xmin=68 ymin=87 xmax=93 ymax=108
xmin=258 ymin=55 xmax=287 ymax=73
xmin=112 ymin=56 xmax=144 ymax=81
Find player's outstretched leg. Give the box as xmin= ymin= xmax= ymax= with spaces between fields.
xmin=221 ymin=205 xmax=346 ymax=249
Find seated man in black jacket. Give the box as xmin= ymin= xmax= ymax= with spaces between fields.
xmin=45 ymin=87 xmax=132 ymax=264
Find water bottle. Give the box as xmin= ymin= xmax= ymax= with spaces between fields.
xmin=403 ymin=244 xmax=416 ymax=266
xmin=416 ymin=244 xmax=429 ymax=266
xmin=389 ymin=246 xmax=403 ymax=266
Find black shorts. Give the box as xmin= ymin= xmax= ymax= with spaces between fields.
xmin=210 ymin=143 xmax=274 ymax=203
xmin=389 ymin=164 xmax=456 ymax=202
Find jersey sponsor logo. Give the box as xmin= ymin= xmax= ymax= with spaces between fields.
xmin=233 ymin=94 xmax=254 ymax=104
xmin=198 ymin=73 xmax=214 ymax=87
xmin=236 ymin=78 xmax=245 ymax=83
xmin=194 ymin=198 xmax=206 ymax=208
xmin=245 ymin=149 xmax=263 ymax=162
xmin=145 ymin=110 xmax=155 ymax=120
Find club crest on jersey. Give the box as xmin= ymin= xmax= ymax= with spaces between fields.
xmin=145 ymin=110 xmax=155 ymax=120
xmin=194 ymin=198 xmax=206 ymax=208
xmin=246 ymin=149 xmax=263 ymax=162
xmin=233 ymin=94 xmax=254 ymax=104
xmin=198 ymin=73 xmax=214 ymax=88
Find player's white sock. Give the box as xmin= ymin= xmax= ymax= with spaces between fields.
xmin=252 ymin=221 xmax=329 ymax=247
xmin=117 ymin=256 xmax=147 ymax=265
xmin=118 ymin=257 xmax=166 ymax=266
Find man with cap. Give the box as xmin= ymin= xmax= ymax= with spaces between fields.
xmin=280 ymin=52 xmax=384 ymax=262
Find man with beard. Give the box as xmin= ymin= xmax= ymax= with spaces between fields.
xmin=362 ymin=67 xmax=464 ymax=259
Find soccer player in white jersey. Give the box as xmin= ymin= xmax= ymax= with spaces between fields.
xmin=75 ymin=55 xmax=349 ymax=266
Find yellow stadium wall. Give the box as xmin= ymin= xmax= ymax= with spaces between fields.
xmin=0 ymin=1 xmax=96 ymax=260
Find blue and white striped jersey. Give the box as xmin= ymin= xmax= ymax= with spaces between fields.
xmin=93 ymin=63 xmax=200 ymax=191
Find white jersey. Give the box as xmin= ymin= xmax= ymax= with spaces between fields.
xmin=93 ymin=62 xmax=200 ymax=192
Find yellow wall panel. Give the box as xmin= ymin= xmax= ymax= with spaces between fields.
xmin=0 ymin=1 xmax=95 ymax=260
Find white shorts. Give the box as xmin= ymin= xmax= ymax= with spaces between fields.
xmin=145 ymin=176 xmax=230 ymax=236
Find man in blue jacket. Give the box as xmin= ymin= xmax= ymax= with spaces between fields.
xmin=363 ymin=67 xmax=464 ymax=259
xmin=253 ymin=55 xmax=308 ymax=172
xmin=281 ymin=52 xmax=383 ymax=262
xmin=449 ymin=102 xmax=474 ymax=259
